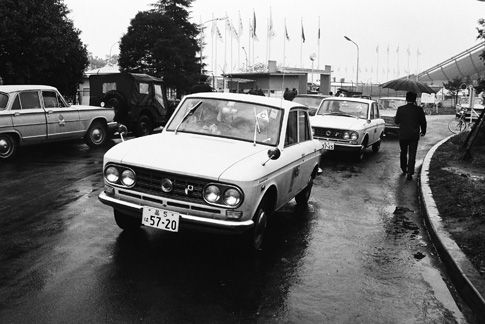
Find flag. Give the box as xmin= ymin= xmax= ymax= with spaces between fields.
xmin=231 ymin=23 xmax=239 ymax=39
xmin=238 ymin=11 xmax=243 ymax=37
xmin=216 ymin=25 xmax=223 ymax=42
xmin=301 ymin=19 xmax=305 ymax=43
xmin=396 ymin=45 xmax=399 ymax=53
xmin=252 ymin=10 xmax=257 ymax=38
xmin=376 ymin=44 xmax=379 ymax=53
xmin=284 ymin=18 xmax=290 ymax=41
xmin=387 ymin=44 xmax=389 ymax=54
xmin=417 ymin=47 xmax=421 ymax=56
xmin=407 ymin=46 xmax=410 ymax=55
xmin=268 ymin=7 xmax=275 ymax=39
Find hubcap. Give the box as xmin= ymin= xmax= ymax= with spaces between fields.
xmin=0 ymin=138 xmax=10 ymax=154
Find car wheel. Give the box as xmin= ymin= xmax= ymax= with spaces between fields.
xmin=295 ymin=177 xmax=313 ymax=205
xmin=0 ymin=134 xmax=17 ymax=160
xmin=134 ymin=115 xmax=153 ymax=137
xmin=103 ymin=92 xmax=128 ymax=123
xmin=114 ymin=209 xmax=141 ymax=230
xmin=84 ymin=121 xmax=107 ymax=147
xmin=245 ymin=198 xmax=269 ymax=251
xmin=372 ymin=138 xmax=381 ymax=153
xmin=354 ymin=139 xmax=367 ymax=162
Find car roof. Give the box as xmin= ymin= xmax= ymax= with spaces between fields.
xmin=183 ymin=92 xmax=306 ymax=110
xmin=378 ymin=97 xmax=406 ymax=100
xmin=323 ymin=96 xmax=376 ymax=104
xmin=295 ymin=94 xmax=330 ymax=98
xmin=0 ymin=85 xmax=57 ymax=93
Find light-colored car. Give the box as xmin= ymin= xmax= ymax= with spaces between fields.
xmin=292 ymin=94 xmax=330 ymax=116
xmin=310 ymin=97 xmax=385 ymax=161
xmin=377 ymin=97 xmax=407 ymax=134
xmin=455 ymin=96 xmax=484 ymax=119
xmin=98 ymin=92 xmax=323 ymax=250
xmin=0 ymin=85 xmax=117 ymax=160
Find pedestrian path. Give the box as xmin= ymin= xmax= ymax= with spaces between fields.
xmin=419 ymin=135 xmax=485 ymax=323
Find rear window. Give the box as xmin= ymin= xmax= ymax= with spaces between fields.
xmin=0 ymin=93 xmax=8 ymax=110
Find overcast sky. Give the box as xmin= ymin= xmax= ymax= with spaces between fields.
xmin=63 ymin=0 xmax=485 ymax=84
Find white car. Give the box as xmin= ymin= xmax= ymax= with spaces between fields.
xmin=0 ymin=85 xmax=117 ymax=160
xmin=98 ymin=92 xmax=323 ymax=250
xmin=377 ymin=97 xmax=407 ymax=134
xmin=310 ymin=97 xmax=385 ymax=161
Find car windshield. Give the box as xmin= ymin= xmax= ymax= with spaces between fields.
xmin=378 ymin=98 xmax=406 ymax=110
xmin=293 ymin=96 xmax=324 ymax=108
xmin=166 ymin=98 xmax=283 ymax=146
xmin=317 ymin=100 xmax=369 ymax=118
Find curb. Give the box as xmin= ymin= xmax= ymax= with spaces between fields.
xmin=419 ymin=135 xmax=485 ymax=322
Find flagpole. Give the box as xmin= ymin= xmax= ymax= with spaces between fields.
xmin=317 ymin=16 xmax=321 ymax=70
xmin=300 ymin=18 xmax=303 ymax=68
xmin=376 ymin=44 xmax=379 ymax=83
xmin=283 ymin=17 xmax=286 ymax=68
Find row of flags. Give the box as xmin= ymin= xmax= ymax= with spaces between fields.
xmin=209 ymin=9 xmax=313 ymax=44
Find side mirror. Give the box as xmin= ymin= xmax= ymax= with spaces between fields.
xmin=267 ymin=148 xmax=281 ymax=160
xmin=262 ymin=148 xmax=281 ymax=166
xmin=118 ymin=124 xmax=128 ymax=142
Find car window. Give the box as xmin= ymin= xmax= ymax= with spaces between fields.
xmin=166 ymin=98 xmax=282 ymax=146
xmin=285 ymin=110 xmax=297 ymax=147
xmin=318 ymin=100 xmax=368 ymax=118
xmin=19 ymin=91 xmax=41 ymax=109
xmin=369 ymin=104 xmax=375 ymax=119
xmin=298 ymin=110 xmax=311 ymax=142
xmin=0 ymin=93 xmax=8 ymax=110
xmin=373 ymin=103 xmax=380 ymax=118
xmin=42 ymin=91 xmax=59 ymax=108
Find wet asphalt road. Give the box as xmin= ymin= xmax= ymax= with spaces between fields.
xmin=0 ymin=115 xmax=476 ymax=323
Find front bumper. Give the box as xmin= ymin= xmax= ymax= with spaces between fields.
xmin=313 ymin=137 xmax=362 ymax=153
xmin=106 ymin=121 xmax=119 ymax=135
xmin=98 ymin=191 xmax=254 ymax=234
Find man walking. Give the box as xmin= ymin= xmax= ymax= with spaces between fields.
xmin=394 ymin=91 xmax=427 ymax=180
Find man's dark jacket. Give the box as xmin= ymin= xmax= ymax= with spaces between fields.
xmin=394 ymin=103 xmax=427 ymax=140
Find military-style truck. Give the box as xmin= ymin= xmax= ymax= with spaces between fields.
xmin=89 ymin=73 xmax=175 ymax=137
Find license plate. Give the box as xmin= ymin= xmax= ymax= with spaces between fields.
xmin=142 ymin=207 xmax=180 ymax=232
xmin=322 ymin=140 xmax=335 ymax=150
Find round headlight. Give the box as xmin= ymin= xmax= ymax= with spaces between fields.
xmin=121 ymin=169 xmax=135 ymax=187
xmin=343 ymin=132 xmax=350 ymax=140
xmin=223 ymin=188 xmax=241 ymax=207
xmin=350 ymin=132 xmax=359 ymax=141
xmin=204 ymin=185 xmax=221 ymax=203
xmin=105 ymin=166 xmax=119 ymax=183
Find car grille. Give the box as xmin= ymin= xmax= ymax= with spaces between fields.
xmin=313 ymin=127 xmax=345 ymax=139
xmin=130 ymin=166 xmax=207 ymax=204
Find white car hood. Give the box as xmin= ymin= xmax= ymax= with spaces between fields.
xmin=311 ymin=114 xmax=369 ymax=130
xmin=105 ymin=132 xmax=269 ymax=180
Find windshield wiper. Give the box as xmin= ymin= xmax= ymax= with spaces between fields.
xmin=175 ymin=101 xmax=202 ymax=134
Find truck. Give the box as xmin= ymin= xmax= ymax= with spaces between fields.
xmin=89 ymin=73 xmax=175 ymax=137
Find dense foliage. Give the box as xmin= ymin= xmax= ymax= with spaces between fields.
xmin=0 ymin=0 xmax=89 ymax=95
xmin=118 ymin=0 xmax=201 ymax=97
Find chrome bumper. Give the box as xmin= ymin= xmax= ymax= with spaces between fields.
xmin=98 ymin=191 xmax=254 ymax=234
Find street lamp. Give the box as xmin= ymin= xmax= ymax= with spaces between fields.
xmin=199 ymin=16 xmax=228 ymax=74
xmin=344 ymin=36 xmax=359 ymax=90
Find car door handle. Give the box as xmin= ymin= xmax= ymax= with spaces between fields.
xmin=47 ymin=110 xmax=54 ymax=114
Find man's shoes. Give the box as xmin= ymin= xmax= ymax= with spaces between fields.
xmin=401 ymin=168 xmax=407 ymax=176
xmin=406 ymin=173 xmax=413 ymax=180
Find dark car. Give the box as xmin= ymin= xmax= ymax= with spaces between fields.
xmin=292 ymin=94 xmax=330 ymax=116
xmin=89 ymin=73 xmax=174 ymax=137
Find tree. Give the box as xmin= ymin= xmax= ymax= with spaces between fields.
xmin=0 ymin=0 xmax=89 ymax=95
xmin=443 ymin=77 xmax=463 ymax=107
xmin=118 ymin=0 xmax=201 ymax=97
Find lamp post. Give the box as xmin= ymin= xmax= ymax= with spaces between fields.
xmin=200 ymin=16 xmax=228 ymax=74
xmin=344 ymin=36 xmax=359 ymax=91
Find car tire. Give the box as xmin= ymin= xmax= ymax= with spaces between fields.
xmin=114 ymin=209 xmax=141 ymax=230
xmin=0 ymin=134 xmax=17 ymax=160
xmin=134 ymin=115 xmax=153 ymax=137
xmin=245 ymin=198 xmax=270 ymax=251
xmin=354 ymin=138 xmax=367 ymax=162
xmin=103 ymin=92 xmax=128 ymax=123
xmin=372 ymin=138 xmax=381 ymax=153
xmin=84 ymin=121 xmax=108 ymax=147
xmin=295 ymin=177 xmax=313 ymax=205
